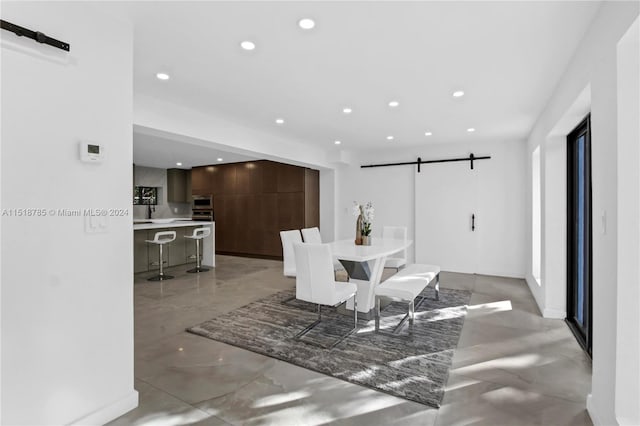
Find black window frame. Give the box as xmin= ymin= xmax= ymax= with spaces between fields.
xmin=566 ymin=114 xmax=593 ymax=357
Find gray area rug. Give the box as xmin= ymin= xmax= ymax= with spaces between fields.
xmin=188 ymin=286 xmax=471 ymax=407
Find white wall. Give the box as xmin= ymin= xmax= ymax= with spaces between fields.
xmin=336 ymin=154 xmax=416 ymax=261
xmin=523 ymin=2 xmax=640 ymax=424
xmin=336 ymin=139 xmax=526 ymax=277
xmin=542 ymin=135 xmax=568 ymax=318
xmin=1 ymin=3 xmax=137 ymax=425
xmin=319 ymin=169 xmax=337 ymax=243
xmin=615 ymin=17 xmax=640 ymax=426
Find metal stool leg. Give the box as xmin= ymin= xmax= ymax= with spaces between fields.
xmin=148 ymin=243 xmax=174 ymax=281
xmin=187 ymin=238 xmax=209 ymax=273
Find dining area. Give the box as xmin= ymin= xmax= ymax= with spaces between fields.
xmin=279 ymin=222 xmax=442 ymax=342
xmin=188 ymin=222 xmax=463 ymax=409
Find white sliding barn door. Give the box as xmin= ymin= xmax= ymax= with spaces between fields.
xmin=414 ymin=160 xmax=482 ymax=273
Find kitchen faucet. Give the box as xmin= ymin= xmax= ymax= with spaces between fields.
xmin=147 ymin=204 xmax=155 ymax=220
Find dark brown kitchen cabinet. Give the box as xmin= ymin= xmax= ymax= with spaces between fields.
xmin=235 ymin=164 xmax=250 ymax=193
xmin=277 ymin=192 xmax=305 ymax=230
xmin=210 ymin=165 xmax=224 ymax=194
xmin=260 ymin=193 xmax=280 ymax=256
xmin=197 ymin=160 xmax=319 ymax=259
xmin=221 ymin=165 xmax=237 ymax=194
xmin=191 ymin=166 xmax=213 ymax=195
xmin=260 ymin=161 xmax=278 ymax=193
xmin=277 ymin=163 xmax=304 ymax=193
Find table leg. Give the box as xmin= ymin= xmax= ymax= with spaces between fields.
xmin=344 ymin=255 xmax=387 ymax=315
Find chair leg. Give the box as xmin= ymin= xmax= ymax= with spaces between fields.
xmin=409 ymin=300 xmax=415 ymax=325
xmin=354 ymin=294 xmax=358 ymax=328
xmin=294 ymin=304 xmax=322 ymax=340
xmin=295 ymin=299 xmax=357 ymax=349
xmin=435 ymin=273 xmax=440 ymax=301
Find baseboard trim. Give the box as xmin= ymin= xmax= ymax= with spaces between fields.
xmin=586 ymin=394 xmax=603 ymax=426
xmin=70 ymin=390 xmax=138 ymax=426
xmin=440 ymin=269 xmax=525 ymax=279
xmin=470 ymin=270 xmax=526 ymax=279
xmin=543 ymin=308 xmax=566 ymax=319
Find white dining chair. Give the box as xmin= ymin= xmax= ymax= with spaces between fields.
xmin=301 ymin=227 xmax=322 ymax=244
xmin=301 ymin=227 xmax=345 ymax=276
xmin=293 ymin=243 xmax=358 ymax=348
xmin=383 ymin=226 xmax=408 ymax=271
xmin=280 ymin=229 xmax=302 ymax=277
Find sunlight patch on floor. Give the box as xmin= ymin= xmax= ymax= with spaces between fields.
xmin=459 ymin=353 xmax=544 ymax=373
xmin=125 ymin=411 xmax=211 ymax=426
xmin=252 ymin=390 xmax=311 ymax=408
xmin=467 ymin=300 xmax=513 ymax=316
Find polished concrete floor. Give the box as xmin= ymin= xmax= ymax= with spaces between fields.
xmin=108 ymin=256 xmax=592 ymax=426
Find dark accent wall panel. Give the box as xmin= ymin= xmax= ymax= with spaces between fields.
xmin=194 ymin=160 xmax=319 ymax=259
xmin=277 ymin=163 xmax=304 ymax=193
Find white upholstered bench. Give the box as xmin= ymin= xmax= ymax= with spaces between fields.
xmin=374 ymin=264 xmax=441 ymax=333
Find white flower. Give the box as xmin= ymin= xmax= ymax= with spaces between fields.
xmin=352 ymin=201 xmax=361 ymax=217
xmin=364 ymin=207 xmax=375 ymax=223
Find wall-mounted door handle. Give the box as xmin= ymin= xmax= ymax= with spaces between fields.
xmin=472 ymin=214 xmax=475 ymax=231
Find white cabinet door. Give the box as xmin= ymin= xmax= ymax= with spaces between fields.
xmin=415 ymin=160 xmax=481 ymax=274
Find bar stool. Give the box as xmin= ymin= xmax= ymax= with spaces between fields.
xmin=185 ymin=227 xmax=211 ymax=273
xmin=147 ymin=231 xmax=176 ymax=281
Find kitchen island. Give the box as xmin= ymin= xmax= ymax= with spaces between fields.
xmin=133 ymin=220 xmax=215 ymax=273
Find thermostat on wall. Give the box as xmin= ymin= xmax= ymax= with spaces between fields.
xmin=79 ymin=141 xmax=104 ymax=163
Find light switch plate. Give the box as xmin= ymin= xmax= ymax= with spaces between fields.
xmin=85 ymin=214 xmax=108 ymax=234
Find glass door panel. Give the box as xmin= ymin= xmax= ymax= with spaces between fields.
xmin=567 ymin=115 xmax=592 ymax=356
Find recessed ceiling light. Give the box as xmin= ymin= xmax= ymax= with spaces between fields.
xmin=388 ymin=101 xmax=399 ymax=108
xmin=275 ymin=118 xmax=285 ymax=125
xmin=176 ymin=162 xmax=182 ymax=166
xmin=424 ymin=132 xmax=432 ymax=136
xmin=217 ymin=158 xmax=224 ymax=162
xmin=298 ymin=18 xmax=316 ymax=30
xmin=387 ymin=136 xmax=394 ymax=140
xmin=453 ymin=90 xmax=465 ymax=97
xmin=334 ymin=140 xmax=341 ymax=145
xmin=467 ymin=128 xmax=476 ymax=132
xmin=342 ymin=107 xmax=352 ymax=114
xmin=240 ymin=41 xmax=256 ymax=51
xmin=156 ymin=72 xmax=170 ymax=80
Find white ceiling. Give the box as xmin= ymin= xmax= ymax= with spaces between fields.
xmin=128 ymin=1 xmax=601 ymax=159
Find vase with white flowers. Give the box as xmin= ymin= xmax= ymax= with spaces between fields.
xmin=353 ymin=201 xmax=375 ymax=246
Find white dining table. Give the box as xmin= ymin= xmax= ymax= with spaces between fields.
xmin=327 ymin=238 xmax=413 ymax=317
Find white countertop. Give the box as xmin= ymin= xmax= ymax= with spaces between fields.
xmin=133 ymin=220 xmax=214 ymax=231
